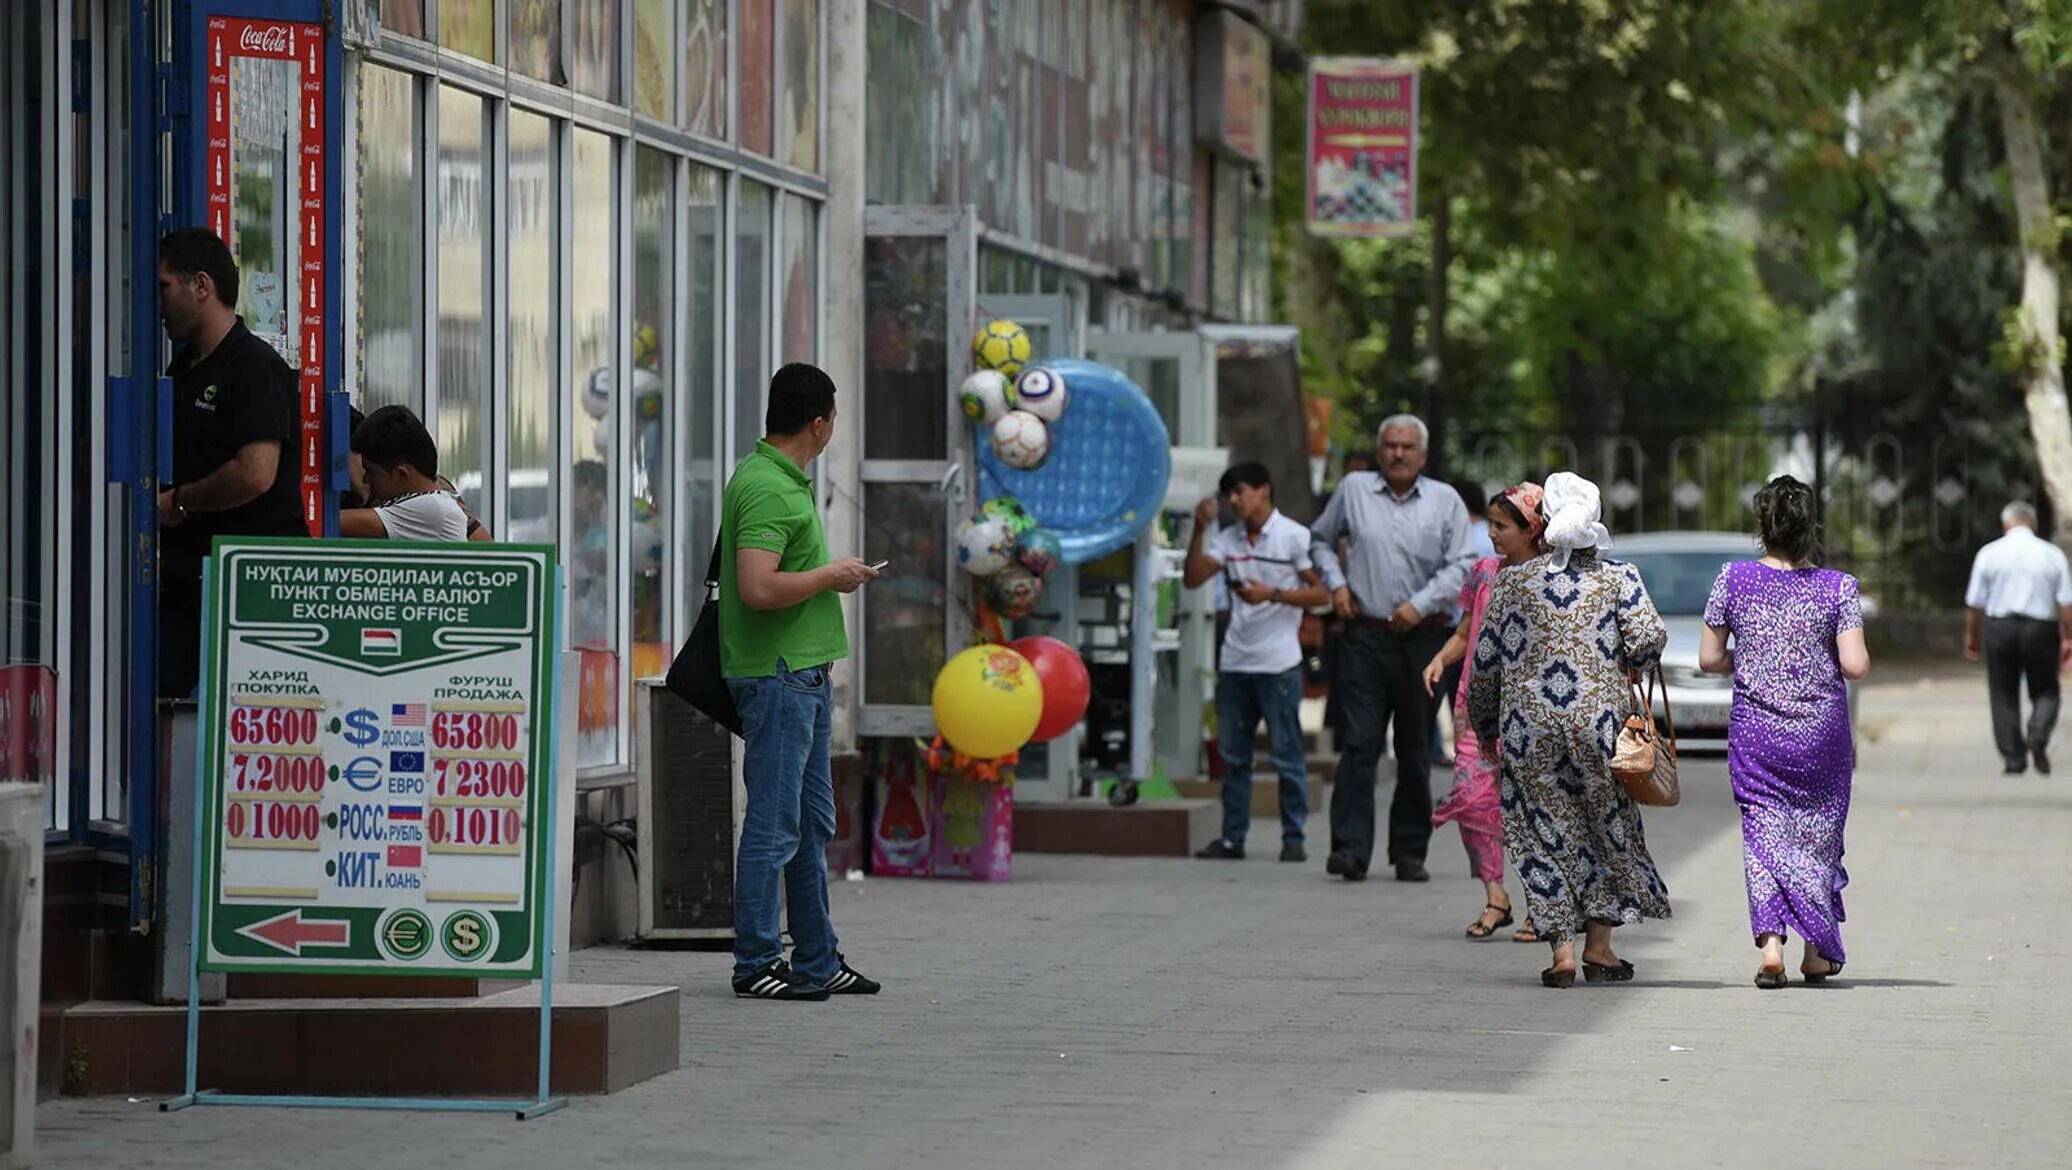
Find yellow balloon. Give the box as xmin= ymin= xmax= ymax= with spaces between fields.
xmin=931 ymin=644 xmax=1046 ymax=760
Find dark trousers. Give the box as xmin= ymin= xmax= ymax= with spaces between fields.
xmin=1986 ymin=616 xmax=2061 ymax=768
xmin=1329 ymin=621 xmax=1450 ymax=870
xmin=159 ymin=570 xmax=203 ymax=700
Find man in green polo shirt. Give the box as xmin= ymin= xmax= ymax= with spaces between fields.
xmin=722 ymin=363 xmax=882 ymax=1002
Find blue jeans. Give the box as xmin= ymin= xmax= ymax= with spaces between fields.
xmin=1216 ymin=667 xmax=1309 ymax=847
xmin=727 ymin=659 xmax=840 ymax=984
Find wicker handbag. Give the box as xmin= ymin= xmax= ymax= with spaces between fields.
xmin=1610 ymin=666 xmax=1680 ymax=806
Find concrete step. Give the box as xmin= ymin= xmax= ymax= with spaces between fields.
xmin=1013 ymin=799 xmax=1219 ymax=858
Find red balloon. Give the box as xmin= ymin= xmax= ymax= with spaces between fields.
xmin=1010 ymin=636 xmax=1091 ymax=743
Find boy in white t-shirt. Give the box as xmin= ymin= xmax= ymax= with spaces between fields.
xmin=340 ymin=405 xmax=474 ymax=542
xmin=1183 ymin=462 xmax=1331 ymax=862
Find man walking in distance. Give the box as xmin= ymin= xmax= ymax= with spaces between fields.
xmin=1310 ymin=414 xmax=1476 ymax=882
xmin=1184 ymin=462 xmax=1333 ymax=863
xmin=155 ymin=228 xmax=304 ymax=698
xmin=722 ymin=363 xmax=882 ymax=1000
xmin=1964 ymin=501 xmax=2072 ymax=775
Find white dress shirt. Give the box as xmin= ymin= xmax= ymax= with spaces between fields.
xmin=1966 ymin=525 xmax=2072 ymax=621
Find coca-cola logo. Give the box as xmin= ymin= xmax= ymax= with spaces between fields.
xmin=238 ymin=24 xmax=292 ymax=54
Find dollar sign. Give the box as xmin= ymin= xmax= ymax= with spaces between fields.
xmin=453 ymin=918 xmax=480 ymax=954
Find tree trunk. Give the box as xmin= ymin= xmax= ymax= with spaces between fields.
xmin=1991 ymin=50 xmax=2072 ymax=549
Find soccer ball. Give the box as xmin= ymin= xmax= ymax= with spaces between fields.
xmin=958 ymin=369 xmax=1015 ymax=427
xmin=979 ymin=495 xmax=1037 ymax=535
xmin=581 ymin=367 xmax=614 ymax=420
xmin=1012 ymin=366 xmax=1068 ymax=422
xmin=1016 ymin=528 xmax=1063 ymax=577
xmin=954 ymin=516 xmax=1019 ymax=577
xmin=972 ymin=319 xmax=1033 ymax=377
xmin=984 ymin=564 xmax=1045 ymax=620
xmin=991 ymin=410 xmax=1051 ymax=471
xmin=633 ymin=322 xmax=659 ymax=369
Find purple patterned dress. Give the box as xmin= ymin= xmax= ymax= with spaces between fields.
xmin=1703 ymin=562 xmax=1863 ymax=962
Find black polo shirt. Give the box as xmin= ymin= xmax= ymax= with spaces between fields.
xmin=164 ymin=319 xmax=304 ymax=574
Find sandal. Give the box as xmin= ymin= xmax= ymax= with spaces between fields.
xmin=1465 ymin=903 xmax=1515 ymax=939
xmin=1540 ymin=964 xmax=1576 ymax=989
xmin=1800 ymin=958 xmax=1844 ymax=984
xmin=1512 ymin=919 xmax=1540 ymax=944
xmin=1754 ymin=965 xmax=1788 ymax=990
xmin=1582 ymin=958 xmax=1635 ymax=983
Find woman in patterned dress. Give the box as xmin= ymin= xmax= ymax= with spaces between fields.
xmin=1699 ymin=476 xmax=1870 ymax=989
xmin=1423 ymin=482 xmax=1546 ymax=941
xmin=1467 ymin=473 xmax=1671 ymax=988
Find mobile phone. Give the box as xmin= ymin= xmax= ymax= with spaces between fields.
xmin=869 ymin=560 xmax=890 ymax=573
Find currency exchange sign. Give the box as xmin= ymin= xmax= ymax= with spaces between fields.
xmin=198 ymin=539 xmax=556 ymax=976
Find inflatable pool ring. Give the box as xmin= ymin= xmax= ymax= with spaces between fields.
xmin=977 ymin=359 xmax=1171 ymax=566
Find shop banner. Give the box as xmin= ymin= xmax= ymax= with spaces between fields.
xmin=1305 ymin=59 xmax=1419 ymax=238
xmin=198 ymin=540 xmax=556 ymax=977
xmin=206 ymin=16 xmax=328 ymax=534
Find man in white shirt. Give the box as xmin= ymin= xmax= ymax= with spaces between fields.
xmin=1184 ymin=462 xmax=1331 ymax=862
xmin=340 ymin=406 xmax=473 ymax=542
xmin=1964 ymin=501 xmax=2072 ymax=774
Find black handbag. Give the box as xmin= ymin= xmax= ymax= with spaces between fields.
xmin=664 ymin=530 xmax=743 ymax=736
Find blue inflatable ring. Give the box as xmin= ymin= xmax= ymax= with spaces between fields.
xmin=977 ymin=358 xmax=1172 ymax=566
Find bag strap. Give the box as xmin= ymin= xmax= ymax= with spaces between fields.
xmin=703 ymin=527 xmax=725 ymax=591
xmin=1651 ymin=664 xmax=1677 ymax=755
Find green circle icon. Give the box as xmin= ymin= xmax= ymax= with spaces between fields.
xmin=380 ymin=909 xmax=432 ymax=961
xmin=440 ymin=910 xmax=493 ymax=962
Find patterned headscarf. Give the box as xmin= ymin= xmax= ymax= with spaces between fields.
xmin=1499 ymin=481 xmax=1546 ymax=541
xmin=1542 ymin=471 xmax=1612 ymax=572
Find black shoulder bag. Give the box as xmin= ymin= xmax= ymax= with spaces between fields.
xmin=664 ymin=529 xmax=743 ymax=736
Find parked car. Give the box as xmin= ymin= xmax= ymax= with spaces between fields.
xmin=1615 ymin=532 xmax=1872 ymax=750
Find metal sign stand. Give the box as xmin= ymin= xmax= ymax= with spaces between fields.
xmin=163 ymin=563 xmax=569 ymax=1120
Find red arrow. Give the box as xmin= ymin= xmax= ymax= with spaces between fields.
xmin=238 ymin=910 xmax=349 ymax=956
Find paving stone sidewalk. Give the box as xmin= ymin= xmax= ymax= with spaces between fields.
xmin=40 ymin=665 xmax=2072 ymax=1169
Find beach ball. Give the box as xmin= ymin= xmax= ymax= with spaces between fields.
xmin=954 ymin=515 xmax=1018 ymax=577
xmin=958 ymin=369 xmax=1015 ymax=427
xmin=1016 ymin=528 xmax=1063 ymax=576
xmin=991 ymin=410 xmax=1051 ymax=471
xmin=973 ymin=319 xmax=1033 ymax=378
xmin=980 ymin=495 xmax=1038 ymax=535
xmin=931 ymin=644 xmax=1045 ymax=759
xmin=984 ymin=564 xmax=1045 ymax=620
xmin=1013 ymin=366 xmax=1069 ymax=422
xmin=1010 ymin=635 xmax=1092 ymax=743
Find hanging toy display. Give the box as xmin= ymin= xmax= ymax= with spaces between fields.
xmin=972 ymin=319 xmax=1034 ymax=377
xmin=991 ymin=410 xmax=1051 ymax=471
xmin=954 ymin=515 xmax=1019 ymax=577
xmin=979 ymin=495 xmax=1038 ymax=536
xmin=930 ymin=644 xmax=1045 ymax=759
xmin=958 ymin=369 xmax=1016 ymax=427
xmin=1015 ymin=528 xmax=1063 ymax=577
xmin=1011 ymin=366 xmax=1069 ymax=422
xmin=984 ymin=564 xmax=1045 ymax=621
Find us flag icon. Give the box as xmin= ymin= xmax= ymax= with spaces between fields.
xmin=361 ymin=628 xmax=401 ymax=656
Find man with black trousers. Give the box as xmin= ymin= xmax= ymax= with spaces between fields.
xmin=1310 ymin=414 xmax=1477 ymax=882
xmin=154 ymin=228 xmax=305 ymax=698
xmin=1964 ymin=501 xmax=2072 ymax=775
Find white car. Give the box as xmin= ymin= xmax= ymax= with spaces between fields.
xmin=1615 ymin=532 xmax=1870 ymax=751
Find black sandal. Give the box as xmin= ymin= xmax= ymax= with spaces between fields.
xmin=1465 ymin=903 xmax=1515 ymax=939
xmin=1512 ymin=919 xmax=1540 ymax=944
xmin=1800 ymin=959 xmax=1844 ymax=984
xmin=1754 ymin=966 xmax=1788 ymax=990
xmin=1582 ymin=958 xmax=1635 ymax=983
xmin=1540 ymin=964 xmax=1577 ymax=989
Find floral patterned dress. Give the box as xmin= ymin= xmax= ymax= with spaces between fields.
xmin=1703 ymin=562 xmax=1862 ymax=962
xmin=1467 ymin=550 xmax=1672 ymax=942
xmin=1433 ymin=557 xmax=1506 ymax=882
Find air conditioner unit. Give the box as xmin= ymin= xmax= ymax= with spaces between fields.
xmin=0 ymin=784 xmax=41 ymax=1167
xmin=634 ymin=680 xmax=744 ymax=940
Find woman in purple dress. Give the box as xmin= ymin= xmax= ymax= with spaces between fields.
xmin=1699 ymin=476 xmax=1871 ymax=989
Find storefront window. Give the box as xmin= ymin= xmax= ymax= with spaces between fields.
xmin=734 ymin=181 xmax=771 ymax=464
xmin=228 ymin=54 xmax=303 ymax=366
xmin=570 ymin=129 xmax=620 ymax=768
xmin=865 ymin=2 xmax=931 ymax=203
xmin=507 ymin=111 xmax=557 ymax=549
xmin=375 ymin=1 xmax=424 ymax=37
xmin=684 ymin=166 xmax=724 ymax=621
xmin=510 ymin=0 xmax=561 ymax=85
xmin=861 ymin=485 xmax=945 ymax=706
xmin=632 ymin=147 xmax=672 ymax=679
xmin=780 ymin=0 xmax=820 ymax=172
xmin=634 ymin=0 xmax=676 ymax=121
xmin=686 ymin=0 xmax=729 ymax=140
xmin=436 ymin=86 xmax=491 ymax=521
xmin=437 ymin=0 xmax=494 ymax=62
xmin=570 ymin=0 xmax=621 ymax=102
xmin=356 ymin=65 xmax=420 ymax=412
xmin=862 ymin=236 xmax=947 ymax=461
xmin=779 ymin=194 xmax=817 ymax=364
xmin=741 ymin=0 xmax=774 ymax=156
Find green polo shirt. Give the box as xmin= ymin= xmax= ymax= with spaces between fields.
xmin=719 ymin=440 xmax=850 ymax=678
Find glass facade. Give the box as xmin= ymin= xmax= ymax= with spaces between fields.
xmin=356 ymin=66 xmax=419 ymax=411
xmin=570 ymin=129 xmax=621 ymax=767
xmin=436 ymin=87 xmax=491 ymax=520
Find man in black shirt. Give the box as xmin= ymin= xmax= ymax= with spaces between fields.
xmin=155 ymin=228 xmax=304 ymax=697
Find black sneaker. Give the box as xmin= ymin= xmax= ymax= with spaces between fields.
xmin=1195 ymin=838 xmax=1245 ymax=860
xmin=1395 ymin=860 xmax=1431 ymax=883
xmin=2035 ymin=746 xmax=2053 ymax=775
xmin=822 ymin=958 xmax=881 ymax=996
xmin=733 ymin=960 xmax=830 ymax=1001
xmin=1280 ymin=842 xmax=1308 ymax=863
xmin=1325 ymin=851 xmax=1367 ymax=882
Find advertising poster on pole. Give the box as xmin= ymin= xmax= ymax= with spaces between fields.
xmin=196 ymin=540 xmax=556 ymax=978
xmin=1305 ymin=58 xmax=1420 ymax=238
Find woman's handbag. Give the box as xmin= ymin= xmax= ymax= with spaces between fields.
xmin=663 ymin=531 xmax=743 ymax=736
xmin=1611 ymin=666 xmax=1680 ymax=806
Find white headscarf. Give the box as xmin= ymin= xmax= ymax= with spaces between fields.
xmin=1542 ymin=471 xmax=1611 ymax=572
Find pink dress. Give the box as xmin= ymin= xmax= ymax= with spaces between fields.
xmin=1432 ymin=556 xmax=1504 ymax=882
